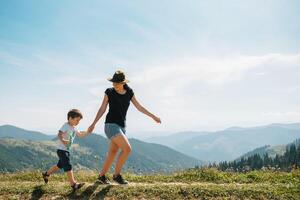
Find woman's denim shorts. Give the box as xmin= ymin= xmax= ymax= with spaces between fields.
xmin=104 ymin=123 xmax=126 ymax=140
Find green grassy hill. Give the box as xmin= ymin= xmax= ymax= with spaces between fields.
xmin=235 ymin=145 xmax=286 ymax=161
xmin=0 ymin=124 xmax=203 ymax=173
xmin=0 ymin=168 xmax=299 ymax=199
xmin=236 ymin=138 xmax=300 ymax=161
xmin=0 ymin=125 xmax=54 ymax=141
xmin=0 ymin=136 xmax=202 ymax=173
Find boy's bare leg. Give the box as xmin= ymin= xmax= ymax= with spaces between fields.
xmin=47 ymin=165 xmax=59 ymax=175
xmin=66 ymin=170 xmax=76 ymax=185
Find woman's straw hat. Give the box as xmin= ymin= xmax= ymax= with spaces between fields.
xmin=107 ymin=70 xmax=129 ymax=83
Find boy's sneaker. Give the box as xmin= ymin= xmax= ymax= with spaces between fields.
xmin=42 ymin=172 xmax=49 ymax=184
xmin=71 ymin=182 xmax=85 ymax=191
xmin=113 ymin=174 xmax=128 ymax=185
xmin=97 ymin=175 xmax=111 ymax=184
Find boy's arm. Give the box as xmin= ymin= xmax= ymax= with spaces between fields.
xmin=76 ymin=131 xmax=91 ymax=138
xmin=58 ymin=131 xmax=69 ymax=145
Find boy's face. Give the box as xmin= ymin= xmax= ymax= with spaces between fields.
xmin=68 ymin=117 xmax=81 ymax=126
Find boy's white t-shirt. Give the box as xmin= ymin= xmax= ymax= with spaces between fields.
xmin=57 ymin=122 xmax=79 ymax=151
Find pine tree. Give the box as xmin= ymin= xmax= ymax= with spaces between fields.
xmin=218 ymin=140 xmax=300 ymax=171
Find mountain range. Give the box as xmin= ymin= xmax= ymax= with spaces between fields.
xmin=146 ymin=123 xmax=300 ymax=161
xmin=0 ymin=125 xmax=202 ymax=173
xmin=2 ymin=122 xmax=299 ymax=172
xmin=0 ymin=125 xmax=54 ymax=141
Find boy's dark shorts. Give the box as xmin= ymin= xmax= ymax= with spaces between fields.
xmin=56 ymin=149 xmax=72 ymax=172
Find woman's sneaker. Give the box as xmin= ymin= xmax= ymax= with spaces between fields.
xmin=113 ymin=174 xmax=128 ymax=184
xmin=97 ymin=175 xmax=111 ymax=184
xmin=42 ymin=172 xmax=49 ymax=184
xmin=71 ymin=182 xmax=85 ymax=191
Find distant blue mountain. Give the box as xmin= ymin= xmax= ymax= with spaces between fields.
xmin=145 ymin=123 xmax=300 ymax=162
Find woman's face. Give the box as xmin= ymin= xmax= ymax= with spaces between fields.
xmin=113 ymin=82 xmax=125 ymax=91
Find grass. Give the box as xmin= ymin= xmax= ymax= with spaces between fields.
xmin=0 ymin=168 xmax=299 ymax=200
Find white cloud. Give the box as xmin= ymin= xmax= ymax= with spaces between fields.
xmin=2 ymin=49 xmax=300 ymax=135
xmin=261 ymin=111 xmax=300 ymax=118
xmin=130 ymin=53 xmax=300 ymax=97
xmin=123 ymin=53 xmax=300 ymax=133
xmin=48 ymin=76 xmax=106 ymax=86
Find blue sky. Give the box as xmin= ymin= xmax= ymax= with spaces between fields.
xmin=1 ymin=0 xmax=300 ymax=138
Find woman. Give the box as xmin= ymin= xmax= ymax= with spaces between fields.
xmin=88 ymin=70 xmax=161 ymax=184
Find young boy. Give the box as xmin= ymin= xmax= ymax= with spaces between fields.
xmin=42 ymin=109 xmax=91 ymax=190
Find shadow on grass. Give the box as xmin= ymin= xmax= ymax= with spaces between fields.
xmin=67 ymin=182 xmax=114 ymax=200
xmin=93 ymin=185 xmax=114 ymax=199
xmin=30 ymin=185 xmax=45 ymax=200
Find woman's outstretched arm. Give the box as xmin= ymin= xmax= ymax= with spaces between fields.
xmin=131 ymin=95 xmax=161 ymax=123
xmin=88 ymin=94 xmax=109 ymax=133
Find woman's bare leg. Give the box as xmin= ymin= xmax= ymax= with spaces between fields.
xmin=111 ymin=134 xmax=132 ymax=175
xmin=99 ymin=140 xmax=119 ymax=176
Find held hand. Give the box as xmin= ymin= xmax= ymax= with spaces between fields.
xmin=87 ymin=124 xmax=95 ymax=133
xmin=85 ymin=130 xmax=92 ymax=136
xmin=62 ymin=140 xmax=69 ymax=146
xmin=152 ymin=116 xmax=161 ymax=123
xmin=87 ymin=130 xmax=92 ymax=135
